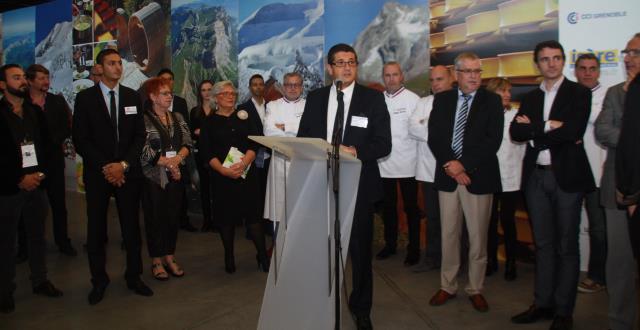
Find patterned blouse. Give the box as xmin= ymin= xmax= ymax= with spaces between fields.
xmin=140 ymin=110 xmax=193 ymax=188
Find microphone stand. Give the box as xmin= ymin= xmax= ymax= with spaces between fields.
xmin=331 ymin=82 xmax=344 ymax=330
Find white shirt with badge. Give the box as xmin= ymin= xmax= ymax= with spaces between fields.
xmin=378 ymin=87 xmax=419 ymax=178
xmin=583 ymin=83 xmax=607 ymax=187
xmin=263 ymin=96 xmax=306 ymax=222
xmin=408 ymin=95 xmax=437 ymax=183
xmin=326 ymin=82 xmax=355 ymax=143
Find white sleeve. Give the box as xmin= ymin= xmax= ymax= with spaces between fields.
xmin=408 ymin=97 xmax=430 ymax=142
xmin=264 ymin=102 xmax=286 ymax=137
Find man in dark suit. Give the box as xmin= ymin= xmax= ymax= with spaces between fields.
xmin=510 ymin=40 xmax=594 ymax=330
xmin=238 ymin=74 xmax=271 ymax=234
xmin=297 ymin=43 xmax=391 ymax=330
xmin=427 ymin=52 xmax=503 ymax=313
xmin=156 ymin=68 xmax=197 ymax=232
xmin=0 ymin=64 xmax=63 ymax=313
xmin=73 ymin=49 xmax=153 ymax=305
xmin=25 ymin=64 xmax=77 ymax=256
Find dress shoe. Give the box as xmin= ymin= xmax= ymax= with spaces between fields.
xmin=375 ymin=247 xmax=396 ymax=260
xmin=511 ymin=304 xmax=555 ymax=324
xmin=0 ymin=295 xmax=15 ymax=314
xmin=88 ymin=285 xmax=107 ymax=305
xmin=58 ymin=243 xmax=78 ymax=257
xmin=468 ymin=294 xmax=489 ymax=312
xmin=404 ymin=251 xmax=420 ymax=266
xmin=126 ymin=279 xmax=153 ymax=297
xmin=351 ymin=313 xmax=373 ymax=330
xmin=429 ymin=289 xmax=456 ymax=306
xmin=33 ymin=281 xmax=63 ymax=297
xmin=504 ymin=258 xmax=517 ymax=281
xmin=549 ymin=315 xmax=573 ymax=330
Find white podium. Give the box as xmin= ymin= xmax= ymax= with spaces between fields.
xmin=250 ymin=136 xmax=362 ymax=330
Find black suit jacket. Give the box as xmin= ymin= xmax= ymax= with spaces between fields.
xmin=172 ymin=95 xmax=189 ymax=126
xmin=428 ymin=88 xmax=503 ymax=194
xmin=29 ymin=93 xmax=71 ymax=169
xmin=238 ymin=98 xmax=266 ymax=134
xmin=297 ymin=83 xmax=391 ymax=204
xmin=72 ymin=84 xmax=145 ymax=179
xmin=510 ymin=78 xmax=594 ymax=192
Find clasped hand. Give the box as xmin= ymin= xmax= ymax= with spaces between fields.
xmin=444 ymin=160 xmax=471 ymax=186
xmin=158 ymin=156 xmax=182 ymax=181
xmin=103 ymin=163 xmax=125 ymax=187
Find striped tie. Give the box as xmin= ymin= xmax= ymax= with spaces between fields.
xmin=452 ymin=94 xmax=471 ymax=159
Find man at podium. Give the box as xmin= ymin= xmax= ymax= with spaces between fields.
xmin=297 ymin=43 xmax=391 ymax=330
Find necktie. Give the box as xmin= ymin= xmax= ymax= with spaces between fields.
xmin=109 ymin=90 xmax=118 ymax=140
xmin=332 ymin=90 xmax=345 ymax=145
xmin=452 ymin=94 xmax=471 ymax=159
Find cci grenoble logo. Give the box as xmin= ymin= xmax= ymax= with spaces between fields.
xmin=567 ymin=10 xmax=626 ymax=24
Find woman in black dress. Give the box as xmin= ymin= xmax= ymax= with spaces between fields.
xmin=190 ymin=80 xmax=215 ymax=232
xmin=140 ymin=77 xmax=193 ymax=280
xmin=199 ymin=80 xmax=269 ymax=274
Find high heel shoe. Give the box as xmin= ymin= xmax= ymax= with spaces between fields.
xmin=504 ymin=258 xmax=517 ymax=281
xmin=151 ymin=263 xmax=169 ymax=281
xmin=164 ymin=259 xmax=185 ymax=278
xmin=224 ymin=255 xmax=236 ymax=274
xmin=256 ymin=254 xmax=270 ymax=273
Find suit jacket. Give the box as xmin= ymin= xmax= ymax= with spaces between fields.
xmin=238 ymin=98 xmax=266 ymax=134
xmin=427 ymin=88 xmax=503 ymax=194
xmin=594 ymin=82 xmax=625 ymax=209
xmin=72 ymin=84 xmax=145 ymax=180
xmin=297 ymin=83 xmax=391 ymax=204
xmin=172 ymin=95 xmax=189 ymax=126
xmin=616 ymin=75 xmax=640 ymax=204
xmin=510 ymin=78 xmax=595 ymax=193
xmin=29 ymin=92 xmax=71 ymax=169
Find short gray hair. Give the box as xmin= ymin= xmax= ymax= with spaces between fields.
xmin=454 ymin=52 xmax=480 ymax=70
xmin=283 ymin=72 xmax=302 ymax=82
xmin=211 ymin=80 xmax=236 ymax=109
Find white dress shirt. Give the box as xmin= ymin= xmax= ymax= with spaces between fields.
xmin=263 ymin=97 xmax=306 ymax=137
xmin=378 ymin=87 xmax=419 ymax=178
xmin=536 ymin=76 xmax=565 ymax=165
xmin=326 ymin=82 xmax=354 ymax=143
xmin=252 ymin=97 xmax=266 ymax=124
xmin=408 ymin=95 xmax=437 ymax=182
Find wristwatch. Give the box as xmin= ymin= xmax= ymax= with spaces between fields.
xmin=120 ymin=161 xmax=130 ymax=172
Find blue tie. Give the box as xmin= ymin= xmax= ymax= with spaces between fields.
xmin=452 ymin=94 xmax=471 ymax=159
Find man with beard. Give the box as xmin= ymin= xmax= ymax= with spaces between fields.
xmin=0 ymin=64 xmax=64 ymax=314
xmin=25 ymin=64 xmax=77 ymax=256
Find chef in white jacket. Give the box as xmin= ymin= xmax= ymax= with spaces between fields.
xmin=408 ymin=65 xmax=454 ymax=272
xmin=263 ymin=72 xmax=306 ymax=225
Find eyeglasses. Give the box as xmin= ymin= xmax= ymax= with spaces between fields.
xmin=622 ymin=49 xmax=640 ymax=57
xmin=331 ymin=60 xmax=358 ymax=68
xmin=217 ymin=91 xmax=237 ymax=97
xmin=283 ymin=83 xmax=302 ymax=88
xmin=456 ymin=69 xmax=483 ymax=75
xmin=159 ymin=91 xmax=173 ymax=97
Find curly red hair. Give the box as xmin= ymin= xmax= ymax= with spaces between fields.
xmin=144 ymin=77 xmax=172 ymax=99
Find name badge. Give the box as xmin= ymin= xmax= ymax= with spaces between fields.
xmin=125 ymin=106 xmax=137 ymax=115
xmin=351 ymin=116 xmax=368 ymax=128
xmin=393 ymin=108 xmax=407 ymax=115
xmin=21 ymin=143 xmax=38 ymax=168
xmin=165 ymin=150 xmax=177 ymax=158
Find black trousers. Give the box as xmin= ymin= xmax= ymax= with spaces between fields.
xmin=142 ymin=179 xmax=182 ymax=258
xmin=45 ymin=164 xmax=71 ymax=246
xmin=84 ymin=171 xmax=143 ymax=287
xmin=422 ymin=181 xmax=441 ymax=264
xmin=0 ymin=189 xmax=48 ymax=296
xmin=488 ymin=190 xmax=520 ymax=262
xmin=348 ymin=200 xmax=374 ymax=317
xmin=381 ymin=178 xmax=420 ymax=253
xmin=525 ymin=169 xmax=583 ymax=317
xmin=195 ymin=153 xmax=213 ymax=225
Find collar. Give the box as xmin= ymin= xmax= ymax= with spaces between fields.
xmin=333 ymin=80 xmax=356 ymax=96
xmin=384 ymin=86 xmax=405 ymax=98
xmin=99 ymin=81 xmax=120 ymax=96
xmin=251 ymin=97 xmax=265 ymax=106
xmin=283 ymin=96 xmax=303 ymax=104
xmin=457 ymin=88 xmax=477 ymax=99
xmin=591 ymin=83 xmax=602 ymax=92
xmin=539 ymin=76 xmax=564 ymax=93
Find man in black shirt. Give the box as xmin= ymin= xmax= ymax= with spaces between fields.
xmin=0 ymin=64 xmax=63 ymax=314
xmin=26 ymin=64 xmax=77 ymax=256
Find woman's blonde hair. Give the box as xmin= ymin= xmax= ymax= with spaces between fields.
xmin=211 ymin=80 xmax=237 ymax=110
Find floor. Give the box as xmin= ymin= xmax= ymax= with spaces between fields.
xmin=1 ymin=192 xmax=612 ymax=330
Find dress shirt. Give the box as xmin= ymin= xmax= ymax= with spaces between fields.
xmin=536 ymin=76 xmax=564 ymax=165
xmin=99 ymin=81 xmax=120 ymax=123
xmin=326 ymin=82 xmax=355 ymax=143
xmin=252 ymin=97 xmax=266 ymax=124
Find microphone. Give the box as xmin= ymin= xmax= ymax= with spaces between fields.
xmin=335 ymin=78 xmax=343 ymax=91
